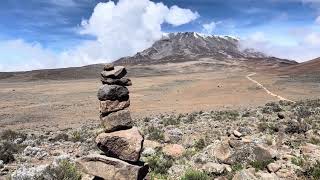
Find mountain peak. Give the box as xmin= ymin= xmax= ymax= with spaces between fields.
xmin=115 ymin=31 xmax=265 ymax=65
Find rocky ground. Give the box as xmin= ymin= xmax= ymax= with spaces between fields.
xmin=1 ymin=98 xmax=320 ymax=179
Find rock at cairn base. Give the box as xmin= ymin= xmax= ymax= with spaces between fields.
xmin=101 ymin=66 xmax=127 ymax=79
xmin=98 ymin=85 xmax=129 ymax=101
xmin=100 ymin=100 xmax=130 ymax=115
xmin=101 ymin=109 xmax=133 ymax=132
xmin=76 ymin=154 xmax=149 ymax=180
xmin=96 ymin=127 xmax=144 ymax=162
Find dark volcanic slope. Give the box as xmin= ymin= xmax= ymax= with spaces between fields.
xmin=281 ymin=57 xmax=320 ymax=75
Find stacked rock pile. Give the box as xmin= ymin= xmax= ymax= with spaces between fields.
xmin=77 ymin=64 xmax=148 ymax=180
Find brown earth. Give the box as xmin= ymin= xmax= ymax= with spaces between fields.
xmin=0 ymin=60 xmax=319 ymax=131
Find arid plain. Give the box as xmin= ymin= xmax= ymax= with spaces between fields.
xmin=0 ymin=60 xmax=319 ymax=131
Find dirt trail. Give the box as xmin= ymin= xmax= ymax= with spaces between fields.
xmin=246 ymin=73 xmax=296 ymax=103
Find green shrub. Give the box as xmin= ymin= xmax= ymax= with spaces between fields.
xmin=180 ymin=169 xmax=210 ymax=180
xmin=304 ymin=161 xmax=320 ymax=179
xmin=250 ymin=159 xmax=274 ymax=171
xmin=214 ymin=110 xmax=239 ymax=121
xmin=146 ymin=126 xmax=164 ymax=142
xmin=35 ymin=160 xmax=82 ymax=180
xmin=309 ymin=137 xmax=320 ymax=145
xmin=146 ymin=152 xmax=174 ymax=175
xmin=0 ymin=141 xmax=25 ymax=164
xmin=231 ymin=163 xmax=244 ymax=172
xmin=291 ymin=157 xmax=304 ymax=167
xmin=0 ymin=129 xmax=26 ymax=142
xmin=163 ymin=115 xmax=180 ymax=126
xmin=194 ymin=138 xmax=206 ymax=151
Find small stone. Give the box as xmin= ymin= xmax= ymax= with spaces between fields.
xmin=256 ymin=172 xmax=280 ymax=180
xmin=163 ymin=144 xmax=185 ymax=158
xmin=0 ymin=160 xmax=4 ymax=169
xmin=103 ymin=64 xmax=114 ymax=71
xmin=202 ymin=162 xmax=226 ymax=175
xmin=142 ymin=148 xmax=156 ymax=157
xmin=233 ymin=130 xmax=242 ymax=138
xmin=101 ymin=66 xmax=127 ymax=79
xmin=275 ymin=168 xmax=295 ymax=179
xmin=100 ymin=100 xmax=130 ymax=115
xmin=96 ymin=127 xmax=144 ymax=162
xmin=267 ymin=162 xmax=281 ymax=173
xmin=100 ymin=109 xmax=133 ymax=132
xmin=232 ymin=168 xmax=257 ymax=180
xmin=101 ymin=78 xmax=132 ymax=86
xmin=76 ymin=154 xmax=148 ymax=180
xmin=97 ymin=85 xmax=129 ymax=101
xmin=277 ymin=112 xmax=285 ymax=119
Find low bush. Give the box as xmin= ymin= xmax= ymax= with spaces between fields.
xmin=250 ymin=159 xmax=274 ymax=171
xmin=146 ymin=126 xmax=164 ymax=142
xmin=180 ymin=169 xmax=210 ymax=180
xmin=35 ymin=160 xmax=82 ymax=180
xmin=146 ymin=151 xmax=174 ymax=175
xmin=0 ymin=129 xmax=27 ymax=142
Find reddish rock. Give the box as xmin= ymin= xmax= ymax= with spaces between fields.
xmin=100 ymin=100 xmax=130 ymax=115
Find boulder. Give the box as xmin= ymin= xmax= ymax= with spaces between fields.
xmin=76 ymin=154 xmax=148 ymax=180
xmin=267 ymin=162 xmax=281 ymax=173
xmin=233 ymin=130 xmax=242 ymax=138
xmin=101 ymin=78 xmax=132 ymax=86
xmin=232 ymin=168 xmax=257 ymax=180
xmin=97 ymin=85 xmax=129 ymax=101
xmin=201 ymin=162 xmax=227 ymax=175
xmin=101 ymin=66 xmax=127 ymax=79
xmin=100 ymin=100 xmax=130 ymax=115
xmin=103 ymin=64 xmax=114 ymax=71
xmin=226 ymin=142 xmax=275 ymax=165
xmin=96 ymin=127 xmax=144 ymax=162
xmin=163 ymin=144 xmax=185 ymax=158
xmin=100 ymin=109 xmax=133 ymax=132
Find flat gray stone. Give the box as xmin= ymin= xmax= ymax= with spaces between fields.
xmin=101 ymin=66 xmax=127 ymax=79
xmin=76 ymin=154 xmax=148 ymax=180
xmin=101 ymin=77 xmax=132 ymax=86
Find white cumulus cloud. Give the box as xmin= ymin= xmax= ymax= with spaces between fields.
xmin=0 ymin=0 xmax=199 ymax=72
xmin=202 ymin=21 xmax=217 ymax=34
xmin=240 ymin=31 xmax=320 ymax=62
xmin=316 ymin=16 xmax=320 ymax=24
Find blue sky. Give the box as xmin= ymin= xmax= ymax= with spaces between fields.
xmin=0 ymin=0 xmax=319 ymax=71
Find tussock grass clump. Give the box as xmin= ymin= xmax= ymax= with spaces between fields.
xmin=0 ymin=129 xmax=27 ymax=142
xmin=35 ymin=160 xmax=82 ymax=180
xmin=250 ymin=159 xmax=274 ymax=171
xmin=180 ymin=169 xmax=210 ymax=180
xmin=145 ymin=126 xmax=165 ymax=142
xmin=146 ymin=151 xmax=174 ymax=175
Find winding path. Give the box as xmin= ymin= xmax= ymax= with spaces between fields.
xmin=246 ymin=73 xmax=296 ymax=103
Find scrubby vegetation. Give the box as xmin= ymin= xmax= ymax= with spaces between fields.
xmin=2 ymin=99 xmax=320 ymax=179
xmin=180 ymin=169 xmax=209 ymax=180
xmin=35 ymin=160 xmax=82 ymax=180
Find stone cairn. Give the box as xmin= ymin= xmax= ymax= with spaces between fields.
xmin=77 ymin=64 xmax=149 ymax=180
